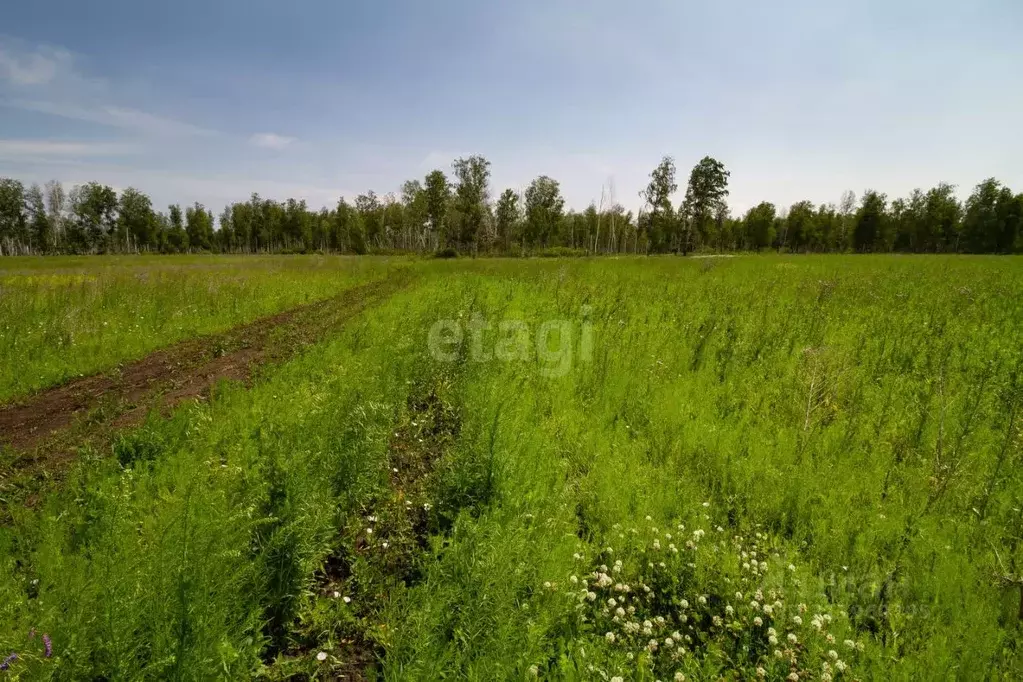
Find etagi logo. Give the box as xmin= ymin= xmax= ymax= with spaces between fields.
xmin=427 ymin=307 xmax=594 ymax=377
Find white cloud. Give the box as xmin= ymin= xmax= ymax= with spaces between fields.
xmin=0 ymin=39 xmax=217 ymax=138
xmin=250 ymin=132 xmax=296 ymax=150
xmin=0 ymin=138 xmax=137 ymax=158
xmin=0 ymin=44 xmax=71 ymax=86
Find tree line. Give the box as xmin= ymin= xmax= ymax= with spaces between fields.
xmin=1 ymin=155 xmax=1021 ymax=256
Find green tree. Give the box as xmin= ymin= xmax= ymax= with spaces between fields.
xmin=166 ymin=204 xmax=188 ymax=252
xmin=962 ymin=178 xmax=1003 ymax=253
xmin=524 ymin=175 xmax=565 ymax=249
xmin=118 ymin=188 xmax=158 ymax=252
xmin=853 ymin=190 xmax=887 ymax=252
xmin=921 ymin=183 xmax=961 ymax=252
xmin=742 ymin=202 xmax=776 ymax=251
xmin=495 ymin=188 xmax=521 ymax=250
xmin=25 ymin=183 xmax=50 ymax=252
xmin=185 ymin=202 xmax=214 ymax=251
xmin=450 ymin=155 xmax=491 ymax=252
xmin=680 ymin=156 xmax=730 ymax=253
xmin=69 ymin=182 xmax=117 ymax=252
xmin=642 ymin=156 xmax=678 ymax=252
xmin=0 ymin=178 xmax=28 ymax=254
xmin=423 ymin=170 xmax=450 ymax=249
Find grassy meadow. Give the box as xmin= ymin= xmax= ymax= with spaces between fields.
xmin=0 ymin=255 xmax=401 ymax=401
xmin=1 ymin=255 xmax=1022 ymax=680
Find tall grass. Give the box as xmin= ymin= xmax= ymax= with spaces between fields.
xmin=0 ymin=255 xmax=399 ymax=401
xmin=1 ymin=255 xmax=1021 ymax=680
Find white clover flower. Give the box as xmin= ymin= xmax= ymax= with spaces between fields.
xmin=680 ymin=614 xmax=688 ymax=624
xmin=529 ymin=665 xmax=539 ymax=676
xmin=826 ymin=633 xmax=836 ymax=644
xmin=822 ymin=661 xmax=831 ymax=673
xmin=762 ymin=604 xmax=773 ymax=616
xmin=821 ymin=675 xmax=832 ymax=682
xmin=835 ymin=660 xmax=847 ymax=672
xmin=788 ymin=564 xmax=796 ymax=572
xmin=343 ymin=596 xmax=351 ymax=604
xmin=787 ymin=633 xmax=798 ymax=644
xmin=627 ymin=606 xmax=636 ymax=615
xmin=647 ymin=639 xmax=659 ymax=651
xmin=316 ymin=651 xmax=327 ymax=661
xmin=644 ymin=620 xmax=653 ymax=629
xmin=712 ymin=616 xmax=722 ymax=627
xmin=573 ymin=553 xmax=583 ymax=561
xmin=759 ymin=561 xmax=768 ymax=571
xmin=829 ymin=649 xmax=839 ymax=660
xmin=653 ymin=540 xmax=661 ymax=550
xmin=606 ymin=547 xmax=614 ymax=554
xmin=655 ymin=616 xmax=666 ymax=626
xmin=665 ymin=532 xmax=672 ymax=540
xmin=754 ymin=616 xmax=763 ymax=626
xmin=586 ymin=592 xmax=597 ymax=602
xmin=750 ymin=600 xmax=760 ymax=611
xmin=332 ymin=590 xmax=340 ymax=598
xmin=769 ymin=635 xmax=778 ymax=646
xmin=605 ymin=631 xmax=616 ymax=643
xmin=365 ymin=527 xmax=373 ymax=535
xmin=646 ymin=515 xmax=653 ymax=521
xmin=725 ymin=605 xmax=734 ymax=616
xmin=675 ymin=673 xmax=686 ymax=682
xmin=798 ymin=603 xmax=807 ymax=613
xmin=768 ymin=627 xmax=777 ymax=636
xmin=756 ymin=667 xmax=767 ymax=677
xmin=787 ymin=674 xmax=799 ymax=682
xmin=672 ymin=631 xmax=682 ymax=641
xmin=792 ymin=615 xmax=803 ymax=626
xmin=669 ymin=544 xmax=678 ymax=553
xmin=544 ymin=581 xmax=552 ymax=589
xmin=664 ymin=637 xmax=674 ymax=648
xmin=652 ymin=527 xmax=659 ymax=534
xmin=856 ymin=642 xmax=864 ymax=652
xmin=698 ymin=595 xmax=707 ymax=605
xmin=844 ymin=639 xmax=856 ymax=649
xmin=570 ymin=575 xmax=579 ymax=584
xmin=616 ymin=607 xmax=626 ymax=618
xmin=680 ymin=599 xmax=689 ymax=609
xmin=774 ymin=649 xmax=784 ymax=659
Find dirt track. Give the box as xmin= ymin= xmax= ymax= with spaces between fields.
xmin=0 ymin=271 xmax=412 ymax=477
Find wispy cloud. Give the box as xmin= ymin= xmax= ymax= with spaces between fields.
xmin=0 ymin=38 xmax=217 ymax=138
xmin=0 ymin=138 xmax=137 ymax=158
xmin=249 ymin=132 xmax=296 ymax=150
xmin=0 ymin=44 xmax=71 ymax=85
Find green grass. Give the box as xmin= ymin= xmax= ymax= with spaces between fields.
xmin=0 ymin=255 xmax=401 ymax=401
xmin=2 ymin=255 xmax=1022 ymax=680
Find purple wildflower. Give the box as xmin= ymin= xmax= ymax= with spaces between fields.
xmin=43 ymin=634 xmax=52 ymax=658
xmin=0 ymin=653 xmax=17 ymax=671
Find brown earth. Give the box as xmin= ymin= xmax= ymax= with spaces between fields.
xmin=0 ymin=270 xmax=413 ymax=482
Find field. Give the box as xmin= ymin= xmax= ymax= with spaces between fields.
xmin=1 ymin=255 xmax=1022 ymax=681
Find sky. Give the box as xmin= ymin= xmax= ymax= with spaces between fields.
xmin=1 ymin=0 xmax=1021 ymax=217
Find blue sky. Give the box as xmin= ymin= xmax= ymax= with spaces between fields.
xmin=1 ymin=0 xmax=1021 ymax=216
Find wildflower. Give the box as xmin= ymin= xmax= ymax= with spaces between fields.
xmin=702 ymin=502 xmax=710 ymax=507
xmin=826 ymin=633 xmax=836 ymax=644
xmin=774 ymin=649 xmax=783 ymax=659
xmin=423 ymin=502 xmax=432 ymax=511
xmin=735 ymin=591 xmax=744 ymax=600
xmin=655 ymin=616 xmax=666 ymax=626
xmin=367 ymin=515 xmax=377 ymax=523
xmin=787 ymin=633 xmax=798 ymax=644
xmin=843 ymin=639 xmax=856 ymax=650
xmin=316 ymin=651 xmax=328 ymax=661
xmin=529 ymin=665 xmax=540 ymax=676
xmin=605 ymin=631 xmax=616 ymax=643
xmin=835 ymin=660 xmax=847 ymax=672
xmin=788 ymin=564 xmax=796 ymax=572
xmin=762 ymin=604 xmax=773 ymax=615
xmin=671 ymin=631 xmax=682 ymax=641
xmin=382 ymin=542 xmax=389 ymax=549
xmin=544 ymin=581 xmax=552 ymax=589
xmin=586 ymin=592 xmax=597 ymax=602
xmin=647 ymin=639 xmax=659 ymax=651
xmin=698 ymin=595 xmax=707 ymax=605
xmin=680 ymin=599 xmax=689 ymax=609
xmin=646 ymin=515 xmax=653 ymax=521
xmin=570 ymin=575 xmax=579 ymax=584
xmin=332 ymin=590 xmax=340 ymax=598
xmin=792 ymin=615 xmax=802 ymax=626
xmin=769 ymin=635 xmax=778 ymax=646
xmin=343 ymin=596 xmax=352 ymax=604
xmin=821 ymin=675 xmax=832 ymax=682
xmin=725 ymin=605 xmax=734 ymax=616
xmin=768 ymin=627 xmax=777 ymax=637
xmin=1 ymin=654 xmax=16 ymax=671
xmin=750 ymin=600 xmax=760 ymax=611
xmin=675 ymin=674 xmax=686 ymax=682
xmin=607 ymin=598 xmax=617 ymax=608
xmin=616 ymin=607 xmax=626 ymax=618
xmin=366 ymin=527 xmax=373 ymax=535
xmin=652 ymin=540 xmax=661 ymax=550
xmin=712 ymin=616 xmax=722 ymax=627
xmin=643 ymin=620 xmax=653 ymax=630
xmin=664 ymin=637 xmax=674 ymax=648
xmin=612 ymin=677 xmax=624 ymax=682
xmin=756 ymin=668 xmax=766 ymax=678
xmin=787 ymin=674 xmax=799 ymax=682
xmin=573 ymin=553 xmax=583 ymax=561
xmin=754 ymin=616 xmax=763 ymax=627
xmin=829 ymin=650 xmax=839 ymax=660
